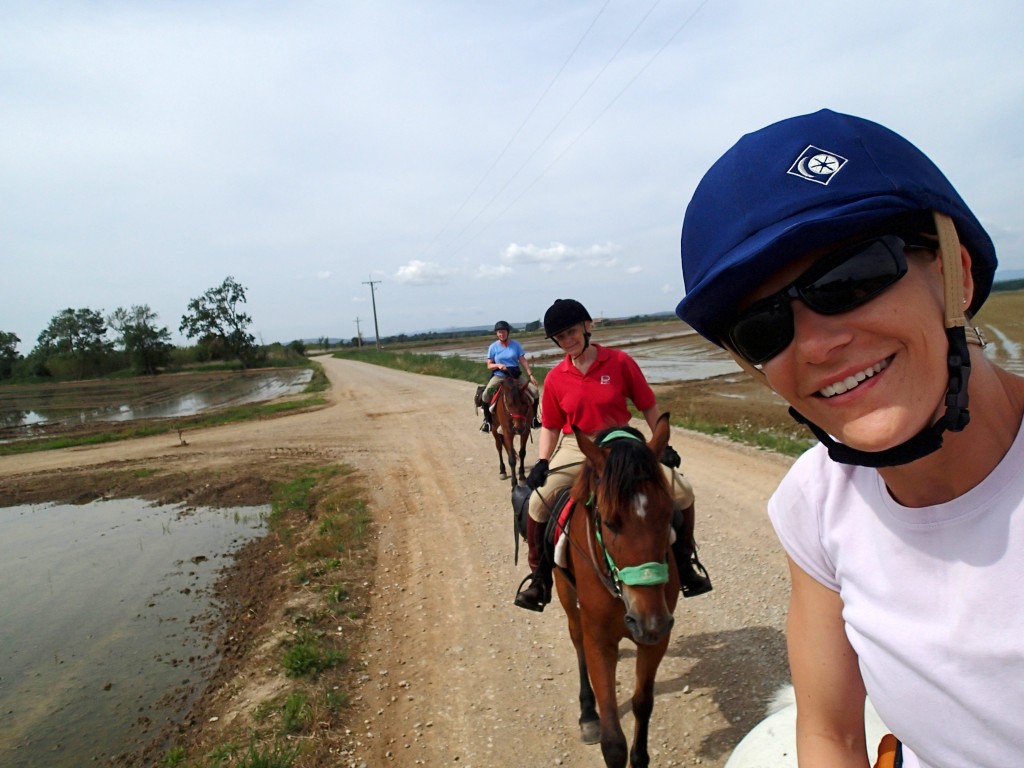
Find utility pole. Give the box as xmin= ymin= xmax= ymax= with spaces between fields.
xmin=362 ymin=278 xmax=382 ymax=351
xmin=354 ymin=317 xmax=363 ymax=348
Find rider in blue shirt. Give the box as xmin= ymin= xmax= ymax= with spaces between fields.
xmin=479 ymin=320 xmax=541 ymax=432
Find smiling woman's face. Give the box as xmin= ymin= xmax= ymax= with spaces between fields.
xmin=756 ymin=245 xmax=960 ymax=454
xmin=552 ymin=322 xmax=589 ymax=355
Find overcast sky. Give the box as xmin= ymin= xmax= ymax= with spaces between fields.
xmin=3 ymin=1 xmax=1022 ymax=347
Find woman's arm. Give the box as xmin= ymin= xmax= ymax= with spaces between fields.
xmin=518 ymin=354 xmax=537 ymax=385
xmin=537 ymin=426 xmax=559 ymax=462
xmin=787 ymin=556 xmax=872 ymax=768
xmin=640 ymin=404 xmax=661 ymax=434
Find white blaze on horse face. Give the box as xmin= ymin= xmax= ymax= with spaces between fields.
xmin=634 ymin=493 xmax=648 ymax=520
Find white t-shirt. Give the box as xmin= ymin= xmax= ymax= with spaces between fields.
xmin=769 ymin=424 xmax=1024 ymax=767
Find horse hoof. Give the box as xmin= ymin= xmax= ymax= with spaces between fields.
xmin=580 ymin=720 xmax=601 ymax=744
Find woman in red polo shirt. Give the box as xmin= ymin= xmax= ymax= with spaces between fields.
xmin=514 ymin=298 xmax=711 ymax=611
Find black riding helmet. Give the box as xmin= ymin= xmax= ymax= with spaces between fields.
xmin=543 ymin=299 xmax=593 ymax=357
xmin=543 ymin=299 xmax=591 ymax=338
xmin=494 ymin=320 xmax=512 ymax=332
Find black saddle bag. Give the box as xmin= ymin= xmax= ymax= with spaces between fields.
xmin=512 ymin=484 xmax=569 ymax=566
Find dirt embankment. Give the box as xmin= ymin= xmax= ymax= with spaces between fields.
xmin=0 ymin=356 xmax=796 ymax=767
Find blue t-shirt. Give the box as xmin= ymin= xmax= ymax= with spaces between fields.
xmin=487 ymin=339 xmax=525 ymax=375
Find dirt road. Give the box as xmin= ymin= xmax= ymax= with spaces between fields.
xmin=0 ymin=356 xmax=796 ymax=767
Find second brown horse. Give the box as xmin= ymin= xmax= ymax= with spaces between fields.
xmin=491 ymin=375 xmax=534 ymax=489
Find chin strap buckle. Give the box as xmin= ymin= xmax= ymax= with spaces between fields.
xmin=943 ymin=326 xmax=972 ymax=433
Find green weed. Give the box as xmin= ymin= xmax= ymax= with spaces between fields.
xmin=282 ymin=630 xmax=345 ymax=678
xmin=280 ymin=692 xmax=309 ymax=733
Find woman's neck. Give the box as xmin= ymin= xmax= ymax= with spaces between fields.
xmin=880 ymin=363 xmax=1024 ymax=507
xmin=571 ymin=344 xmax=597 ymax=373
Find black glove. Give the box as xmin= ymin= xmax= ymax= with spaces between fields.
xmin=659 ymin=445 xmax=681 ymax=469
xmin=526 ymin=459 xmax=550 ymax=489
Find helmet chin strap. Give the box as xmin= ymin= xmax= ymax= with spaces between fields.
xmin=573 ymin=331 xmax=593 ymax=360
xmin=728 ymin=211 xmax=979 ymax=468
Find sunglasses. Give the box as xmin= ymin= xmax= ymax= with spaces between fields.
xmin=724 ymin=234 xmax=932 ymax=364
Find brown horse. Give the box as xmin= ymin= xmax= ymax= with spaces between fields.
xmin=554 ymin=415 xmax=679 ymax=768
xmin=491 ymin=375 xmax=534 ymax=489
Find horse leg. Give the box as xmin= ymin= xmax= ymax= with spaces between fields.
xmin=628 ymin=638 xmax=669 ymax=768
xmin=493 ymin=431 xmax=507 ymax=479
xmin=517 ymin=433 xmax=528 ymax=483
xmin=581 ymin=632 xmax=628 ymax=767
xmin=555 ymin=572 xmax=600 ymax=743
xmin=506 ymin=433 xmax=517 ymax=490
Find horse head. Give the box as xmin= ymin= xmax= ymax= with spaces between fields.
xmin=499 ymin=376 xmax=533 ymax=431
xmin=571 ymin=416 xmax=676 ymax=645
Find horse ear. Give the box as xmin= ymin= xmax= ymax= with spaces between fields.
xmin=572 ymin=424 xmax=607 ymax=472
xmin=648 ymin=412 xmax=670 ymax=457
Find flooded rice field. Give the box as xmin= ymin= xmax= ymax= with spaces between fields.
xmin=0 ymin=367 xmax=312 ymax=434
xmin=0 ymin=499 xmax=267 ymax=767
xmin=432 ymin=324 xmax=742 ymax=383
xmin=429 ymin=299 xmax=1024 ymax=381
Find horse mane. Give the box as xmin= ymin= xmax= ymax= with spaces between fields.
xmin=574 ymin=425 xmax=670 ymax=527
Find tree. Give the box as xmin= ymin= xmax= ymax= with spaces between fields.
xmin=34 ymin=308 xmax=114 ymax=379
xmin=179 ymin=276 xmax=258 ymax=365
xmin=0 ymin=331 xmax=20 ymax=380
xmin=110 ymin=305 xmax=173 ymax=375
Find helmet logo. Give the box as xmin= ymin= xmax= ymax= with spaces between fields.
xmin=787 ymin=145 xmax=848 ymax=185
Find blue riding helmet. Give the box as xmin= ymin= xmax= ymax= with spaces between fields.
xmin=675 ymin=109 xmax=997 ymax=344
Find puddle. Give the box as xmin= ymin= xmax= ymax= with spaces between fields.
xmin=0 ymin=499 xmax=267 ymax=767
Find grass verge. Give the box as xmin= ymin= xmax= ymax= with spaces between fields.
xmin=159 ymin=463 xmax=374 ymax=767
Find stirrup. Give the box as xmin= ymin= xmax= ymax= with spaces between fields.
xmin=514 ymin=572 xmax=549 ymax=612
xmin=681 ymin=557 xmax=712 ymax=598
xmin=480 ymin=421 xmax=491 ymax=433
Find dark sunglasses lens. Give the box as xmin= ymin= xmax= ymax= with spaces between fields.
xmin=727 ymin=236 xmax=909 ymax=364
xmin=801 ymin=237 xmax=906 ymax=314
xmin=729 ymin=302 xmax=793 ymax=364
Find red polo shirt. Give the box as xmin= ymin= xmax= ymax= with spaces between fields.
xmin=540 ymin=344 xmax=655 ymax=435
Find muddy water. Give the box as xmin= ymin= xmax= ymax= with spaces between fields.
xmin=0 ymin=499 xmax=267 ymax=767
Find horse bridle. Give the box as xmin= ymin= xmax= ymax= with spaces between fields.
xmin=500 ymin=378 xmax=533 ymax=430
xmin=579 ymin=430 xmax=670 ymax=599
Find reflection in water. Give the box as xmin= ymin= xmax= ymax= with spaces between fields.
xmin=0 ymin=499 xmax=267 ymax=767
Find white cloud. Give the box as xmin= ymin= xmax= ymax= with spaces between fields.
xmin=501 ymin=241 xmax=619 ymax=269
xmin=316 ymin=271 xmax=331 ymax=280
xmin=395 ymin=260 xmax=454 ymax=285
xmin=475 ymin=264 xmax=514 ymax=279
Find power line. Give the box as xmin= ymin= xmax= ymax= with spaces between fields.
xmin=442 ymin=0 xmax=671 ymax=260
xmin=458 ymin=0 xmax=714 ymax=253
xmin=417 ymin=0 xmax=612 ymax=261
